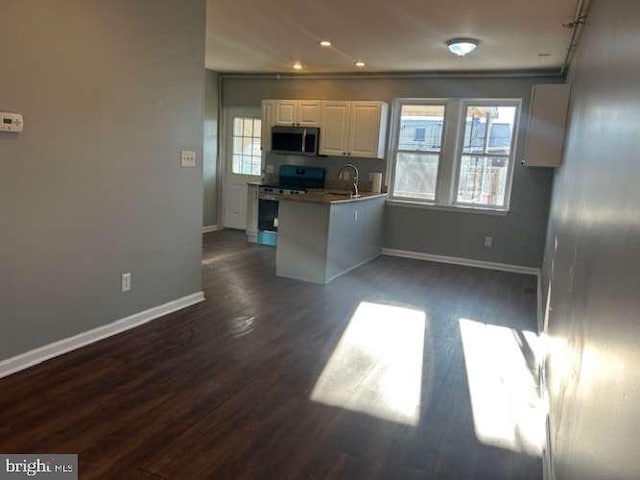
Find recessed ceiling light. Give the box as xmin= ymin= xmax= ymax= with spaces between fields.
xmin=293 ymin=62 xmax=303 ymax=70
xmin=447 ymin=38 xmax=479 ymax=57
xmin=355 ymin=61 xmax=366 ymax=68
xmin=319 ymin=40 xmax=332 ymax=47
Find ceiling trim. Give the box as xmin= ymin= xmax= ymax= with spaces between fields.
xmin=216 ymin=68 xmax=565 ymax=80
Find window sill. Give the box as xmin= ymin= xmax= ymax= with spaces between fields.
xmin=385 ymin=198 xmax=509 ymax=216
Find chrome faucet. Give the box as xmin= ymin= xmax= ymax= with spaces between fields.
xmin=338 ymin=163 xmax=359 ymax=197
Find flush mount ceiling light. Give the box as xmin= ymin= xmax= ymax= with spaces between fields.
xmin=319 ymin=40 xmax=332 ymax=47
xmin=292 ymin=62 xmax=303 ymax=70
xmin=355 ymin=61 xmax=366 ymax=68
xmin=447 ymin=38 xmax=479 ymax=57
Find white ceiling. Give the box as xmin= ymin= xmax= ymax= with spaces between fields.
xmin=205 ymin=0 xmax=578 ymax=73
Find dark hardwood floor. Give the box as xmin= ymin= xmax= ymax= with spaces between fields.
xmin=0 ymin=229 xmax=542 ymax=479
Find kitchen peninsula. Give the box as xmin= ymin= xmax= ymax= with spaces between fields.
xmin=275 ymin=191 xmax=386 ymax=284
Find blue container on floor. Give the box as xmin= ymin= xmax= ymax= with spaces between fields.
xmin=257 ymin=231 xmax=277 ymax=247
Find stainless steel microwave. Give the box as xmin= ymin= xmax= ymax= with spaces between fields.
xmin=271 ymin=126 xmax=320 ymax=156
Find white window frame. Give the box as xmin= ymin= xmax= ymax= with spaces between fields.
xmin=387 ymin=99 xmax=450 ymax=204
xmin=386 ymin=98 xmax=522 ymax=215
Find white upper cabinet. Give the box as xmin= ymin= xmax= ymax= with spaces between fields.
xmin=262 ymin=99 xmax=389 ymax=158
xmin=297 ymin=100 xmax=321 ymax=126
xmin=274 ymin=100 xmax=298 ymax=126
xmin=523 ymin=84 xmax=571 ymax=167
xmin=261 ymin=100 xmax=275 ymax=151
xmin=272 ymin=100 xmax=321 ymax=127
xmin=319 ymin=101 xmax=352 ymax=157
xmin=320 ymin=101 xmax=388 ymax=159
xmin=348 ymin=101 xmax=389 ymax=159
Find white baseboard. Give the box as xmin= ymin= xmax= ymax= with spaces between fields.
xmin=382 ymin=248 xmax=541 ymax=276
xmin=541 ymin=351 xmax=554 ymax=480
xmin=202 ymin=224 xmax=223 ymax=233
xmin=325 ymin=252 xmax=381 ymax=283
xmin=543 ymin=415 xmax=554 ymax=480
xmin=537 ymin=273 xmax=554 ymax=480
xmin=0 ymin=291 xmax=205 ymax=379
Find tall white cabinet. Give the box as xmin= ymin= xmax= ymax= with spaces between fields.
xmin=319 ymin=101 xmax=352 ymax=157
xmin=347 ymin=102 xmax=388 ymax=159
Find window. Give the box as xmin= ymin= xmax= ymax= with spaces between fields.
xmin=232 ymin=117 xmax=262 ymax=176
xmin=393 ymin=104 xmax=446 ymax=201
xmin=389 ymin=99 xmax=521 ymax=212
xmin=456 ymin=105 xmax=518 ymax=207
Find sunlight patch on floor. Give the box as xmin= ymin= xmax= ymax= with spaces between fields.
xmin=459 ymin=318 xmax=544 ymax=456
xmin=201 ymin=250 xmax=247 ymax=265
xmin=310 ymin=301 xmax=426 ymax=426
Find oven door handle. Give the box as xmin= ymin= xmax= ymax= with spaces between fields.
xmin=301 ymin=129 xmax=307 ymax=153
xmin=259 ymin=194 xmax=280 ymax=201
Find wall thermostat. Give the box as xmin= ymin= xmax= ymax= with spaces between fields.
xmin=0 ymin=112 xmax=24 ymax=132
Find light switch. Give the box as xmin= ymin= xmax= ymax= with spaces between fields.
xmin=180 ymin=150 xmax=197 ymax=167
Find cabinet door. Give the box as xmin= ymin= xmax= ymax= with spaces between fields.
xmin=297 ymin=100 xmax=321 ymax=126
xmin=261 ymin=100 xmax=275 ymax=151
xmin=319 ymin=101 xmax=351 ymax=157
xmin=274 ymin=100 xmax=298 ymax=126
xmin=348 ymin=102 xmax=386 ymax=159
xmin=523 ymin=84 xmax=570 ymax=167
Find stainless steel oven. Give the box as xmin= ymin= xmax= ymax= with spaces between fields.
xmin=256 ymin=165 xmax=326 ymax=246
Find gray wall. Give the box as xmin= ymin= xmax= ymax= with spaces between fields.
xmin=542 ymin=1 xmax=640 ymax=479
xmin=0 ymin=0 xmax=206 ymax=361
xmin=222 ymin=74 xmax=559 ymax=267
xmin=203 ymin=70 xmax=220 ymax=227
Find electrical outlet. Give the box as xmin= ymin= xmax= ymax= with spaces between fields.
xmin=121 ymin=273 xmax=131 ymax=292
xmin=180 ymin=150 xmax=196 ymax=167
xmin=484 ymin=236 xmax=493 ymax=248
xmin=265 ymin=164 xmax=275 ymax=174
